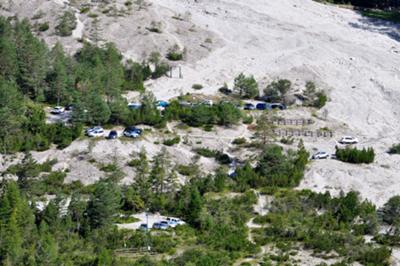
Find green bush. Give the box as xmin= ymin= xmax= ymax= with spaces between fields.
xmin=38 ymin=22 xmax=49 ymax=32
xmin=55 ymin=11 xmax=77 ymax=36
xmin=163 ymin=136 xmax=180 ymax=146
xmin=242 ymin=115 xmax=253 ymax=124
xmin=234 ymin=73 xmax=259 ymax=99
xmin=166 ymin=51 xmax=183 ymax=61
xmin=303 ymin=81 xmax=328 ymax=109
xmin=264 ymin=79 xmax=291 ymax=103
xmin=232 ymin=137 xmax=247 ymax=145
xmin=100 ymin=163 xmax=119 ymax=172
xmin=192 ymin=84 xmax=203 ymax=90
xmin=255 ymin=144 xmax=309 ymax=187
xmin=194 ymin=147 xmax=219 ymax=158
xmin=176 ymin=164 xmax=198 ymax=176
xmin=389 ymin=144 xmax=400 ymax=154
xmin=335 ymin=146 xmax=375 ymax=164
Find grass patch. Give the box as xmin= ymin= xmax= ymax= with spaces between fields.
xmin=361 ymin=9 xmax=400 ymax=23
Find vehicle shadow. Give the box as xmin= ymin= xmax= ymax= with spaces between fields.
xmin=348 ymin=11 xmax=400 ymax=42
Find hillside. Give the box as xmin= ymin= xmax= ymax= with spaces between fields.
xmin=2 ymin=0 xmax=400 ymax=265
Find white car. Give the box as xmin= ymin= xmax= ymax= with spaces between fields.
xmin=312 ymin=151 xmax=330 ymax=160
xmin=202 ymin=100 xmax=213 ymax=106
xmin=339 ymin=136 xmax=359 ymax=145
xmin=166 ymin=217 xmax=185 ymax=226
xmin=51 ymin=106 xmax=65 ymax=114
xmin=86 ymin=127 xmax=104 ymax=137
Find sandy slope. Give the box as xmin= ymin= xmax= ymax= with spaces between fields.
xmin=3 ymin=0 xmax=400 ymax=205
xmin=143 ymin=0 xmax=400 ymax=207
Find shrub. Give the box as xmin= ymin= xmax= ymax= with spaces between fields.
xmin=147 ymin=21 xmax=162 ymax=33
xmin=194 ymin=148 xmax=218 ymax=158
xmin=234 ymin=73 xmax=259 ymax=99
xmin=152 ymin=62 xmax=170 ymax=79
xmin=303 ymin=81 xmax=327 ymax=109
xmin=166 ymin=51 xmax=183 ymax=61
xmin=55 ymin=11 xmax=77 ymax=36
xmin=177 ymin=164 xmax=198 ymax=176
xmin=80 ymin=7 xmax=90 ymax=13
xmin=242 ymin=115 xmax=253 ymax=124
xmin=232 ymin=137 xmax=247 ymax=145
xmin=38 ymin=22 xmax=49 ymax=32
xmin=380 ymin=196 xmax=400 ymax=225
xmin=255 ymin=144 xmax=309 ymax=187
xmin=163 ymin=136 xmax=180 ymax=146
xmin=389 ymin=144 xmax=400 ymax=154
xmin=100 ymin=163 xmax=119 ymax=172
xmin=192 ymin=84 xmax=203 ymax=90
xmin=335 ymin=146 xmax=375 ymax=164
xmin=264 ymin=79 xmax=291 ymax=103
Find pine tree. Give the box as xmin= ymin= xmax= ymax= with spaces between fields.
xmin=47 ymin=43 xmax=70 ymax=105
xmin=187 ymin=186 xmax=203 ymax=228
xmin=134 ymin=149 xmax=151 ymax=202
xmin=36 ymin=222 xmax=59 ymax=265
xmin=87 ymin=181 xmax=121 ymax=229
xmin=2 ymin=210 xmax=23 ymax=265
xmin=0 ymin=19 xmax=18 ymax=80
xmin=15 ymin=19 xmax=48 ymax=100
xmin=103 ymin=43 xmax=124 ymax=101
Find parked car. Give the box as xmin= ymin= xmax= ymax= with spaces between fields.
xmin=139 ymin=223 xmax=151 ymax=231
xmin=156 ymin=100 xmax=169 ymax=108
xmin=269 ymin=103 xmax=287 ymax=110
xmin=311 ymin=151 xmax=330 ymax=160
xmin=219 ymin=87 xmax=233 ymax=95
xmin=85 ymin=126 xmax=101 ymax=135
xmin=256 ymin=95 xmax=273 ymax=102
xmin=244 ymin=103 xmax=256 ymax=110
xmin=202 ymin=100 xmax=213 ymax=106
xmin=166 ymin=217 xmax=185 ymax=226
xmin=153 ymin=222 xmax=169 ymax=230
xmin=128 ymin=102 xmax=142 ymax=110
xmin=123 ymin=126 xmax=142 ymax=138
xmin=179 ymin=101 xmax=192 ymax=107
xmin=107 ymin=130 xmax=118 ymax=139
xmin=65 ymin=104 xmax=74 ymax=111
xmin=87 ymin=127 xmax=104 ymax=137
xmin=51 ymin=106 xmax=65 ymax=114
xmin=339 ymin=136 xmax=359 ymax=145
xmin=256 ymin=103 xmax=268 ymax=110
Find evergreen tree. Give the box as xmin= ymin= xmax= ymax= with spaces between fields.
xmin=86 ymin=181 xmax=121 ymax=229
xmin=187 ymin=186 xmax=203 ymax=228
xmin=0 ymin=18 xmax=18 ymax=80
xmin=15 ymin=19 xmax=48 ymax=100
xmin=47 ymin=43 xmax=71 ymax=105
xmin=103 ymin=43 xmax=124 ymax=101
xmin=234 ymin=73 xmax=259 ymax=99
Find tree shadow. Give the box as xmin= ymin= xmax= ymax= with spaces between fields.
xmin=348 ymin=12 xmax=400 ymax=42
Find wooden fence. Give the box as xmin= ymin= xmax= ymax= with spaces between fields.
xmin=274 ymin=129 xmax=333 ymax=138
xmin=168 ymin=66 xmax=183 ymax=79
xmin=114 ymin=247 xmax=156 ymax=256
xmin=269 ymin=118 xmax=314 ymax=126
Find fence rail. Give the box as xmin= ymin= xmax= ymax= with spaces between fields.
xmin=168 ymin=66 xmax=183 ymax=79
xmin=114 ymin=247 xmax=156 ymax=255
xmin=274 ymin=129 xmax=333 ymax=138
xmin=269 ymin=118 xmax=314 ymax=126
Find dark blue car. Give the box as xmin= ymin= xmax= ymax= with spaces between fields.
xmin=107 ymin=130 xmax=118 ymax=139
xmin=123 ymin=126 xmax=142 ymax=138
xmin=244 ymin=103 xmax=256 ymax=110
xmin=269 ymin=103 xmax=286 ymax=110
xmin=256 ymin=103 xmax=268 ymax=110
